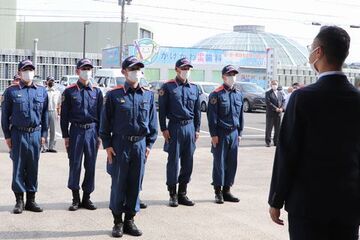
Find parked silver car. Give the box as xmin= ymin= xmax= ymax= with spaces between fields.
xmin=193 ymin=82 xmax=220 ymax=112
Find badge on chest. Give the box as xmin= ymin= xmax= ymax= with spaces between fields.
xmin=117 ymin=97 xmax=126 ymax=104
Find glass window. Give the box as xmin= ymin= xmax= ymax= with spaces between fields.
xmin=143 ymin=68 xmax=160 ymax=81
xmin=140 ymin=28 xmax=153 ymax=39
xmin=202 ymin=84 xmax=218 ymax=94
xmin=240 ymin=83 xmax=265 ymax=93
xmin=115 ymin=77 xmax=125 ymax=85
xmin=212 ymin=70 xmax=222 ymax=83
xmin=190 ymin=70 xmax=204 ymax=82
xmin=168 ymin=69 xmax=176 ymax=80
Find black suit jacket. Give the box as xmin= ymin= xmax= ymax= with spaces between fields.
xmin=268 ymin=74 xmax=360 ymax=224
xmin=265 ymin=89 xmax=285 ymax=114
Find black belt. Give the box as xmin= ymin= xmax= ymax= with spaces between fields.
xmin=72 ymin=122 xmax=96 ymax=129
xmin=171 ymin=119 xmax=193 ymax=126
xmin=15 ymin=126 xmax=41 ymax=133
xmin=123 ymin=136 xmax=145 ymax=142
xmin=220 ymin=126 xmax=237 ymax=133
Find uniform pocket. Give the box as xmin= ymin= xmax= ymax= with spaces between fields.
xmin=234 ymin=100 xmax=242 ymax=114
xmin=219 ymin=96 xmax=230 ymax=116
xmin=139 ymin=102 xmax=150 ymax=121
xmin=187 ymin=93 xmax=197 ymax=109
xmin=13 ymin=97 xmax=29 ymax=117
xmin=34 ymin=95 xmax=45 ymax=111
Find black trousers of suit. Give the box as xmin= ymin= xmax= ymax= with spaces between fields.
xmin=265 ymin=111 xmax=281 ymax=145
xmin=288 ymin=214 xmax=359 ymax=240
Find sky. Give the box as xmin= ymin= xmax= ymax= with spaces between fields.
xmin=15 ymin=0 xmax=360 ymax=63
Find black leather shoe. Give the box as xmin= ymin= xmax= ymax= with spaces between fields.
xmin=178 ymin=194 xmax=195 ymax=206
xmin=69 ymin=190 xmax=81 ymax=211
xmin=139 ymin=200 xmax=147 ymax=209
xmin=266 ymin=143 xmax=271 ymax=147
xmin=123 ymin=219 xmax=142 ymax=236
xmin=25 ymin=200 xmax=43 ymax=212
xmin=82 ymin=198 xmax=97 ymax=210
xmin=69 ymin=200 xmax=81 ymax=211
xmin=25 ymin=192 xmax=43 ymax=212
xmin=13 ymin=193 xmax=24 ymax=214
xmin=169 ymin=194 xmax=178 ymax=207
xmin=48 ymin=149 xmax=57 ymax=153
xmin=215 ymin=192 xmax=224 ymax=204
xmin=222 ymin=187 xmax=240 ymax=202
xmin=112 ymin=223 xmax=123 ymax=238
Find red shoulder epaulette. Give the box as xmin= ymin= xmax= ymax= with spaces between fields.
xmin=109 ymin=85 xmax=124 ymax=92
xmin=166 ymin=79 xmax=176 ymax=84
xmin=8 ymin=83 xmax=19 ymax=88
xmin=214 ymin=85 xmax=224 ymax=93
xmin=66 ymin=83 xmax=78 ymax=89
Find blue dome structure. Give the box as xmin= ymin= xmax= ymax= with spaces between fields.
xmin=193 ymin=25 xmax=308 ymax=66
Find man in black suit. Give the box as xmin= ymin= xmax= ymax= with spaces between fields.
xmin=265 ymin=80 xmax=284 ymax=147
xmin=268 ymin=26 xmax=359 ymax=240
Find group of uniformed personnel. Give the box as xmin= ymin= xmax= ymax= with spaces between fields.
xmin=1 ymin=56 xmax=244 ymax=238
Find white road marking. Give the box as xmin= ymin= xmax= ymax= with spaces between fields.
xmin=244 ymin=126 xmax=266 ymax=132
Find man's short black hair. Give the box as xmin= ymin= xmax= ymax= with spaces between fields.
xmin=315 ymin=26 xmax=350 ymax=67
xmin=292 ymin=82 xmax=300 ymax=88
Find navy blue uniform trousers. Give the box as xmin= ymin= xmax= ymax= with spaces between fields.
xmin=11 ymin=128 xmax=41 ymax=193
xmin=68 ymin=124 xmax=98 ymax=194
xmin=211 ymin=129 xmax=238 ymax=187
xmin=165 ymin=121 xmax=196 ymax=186
xmin=107 ymin=135 xmax=145 ymax=215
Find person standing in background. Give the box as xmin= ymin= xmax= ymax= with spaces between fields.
xmin=265 ymin=80 xmax=284 ymax=147
xmin=42 ymin=76 xmax=61 ymax=153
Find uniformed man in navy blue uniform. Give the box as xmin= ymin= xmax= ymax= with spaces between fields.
xmin=100 ymin=56 xmax=158 ymax=237
xmin=207 ymin=65 xmax=244 ymax=204
xmin=158 ymin=57 xmax=201 ymax=207
xmin=60 ymin=59 xmax=103 ymax=211
xmin=1 ymin=59 xmax=49 ymax=214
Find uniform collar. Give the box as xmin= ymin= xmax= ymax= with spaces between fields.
xmin=77 ymin=80 xmax=93 ymax=91
xmin=317 ymin=71 xmax=345 ymax=80
xmin=175 ymin=76 xmax=190 ymax=87
xmin=19 ymin=80 xmax=37 ymax=89
xmin=47 ymin=86 xmax=56 ymax=91
xmin=124 ymin=81 xmax=144 ymax=94
xmin=222 ymin=84 xmax=235 ymax=92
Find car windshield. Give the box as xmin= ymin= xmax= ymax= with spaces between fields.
xmin=115 ymin=77 xmax=125 ymax=85
xmin=241 ymin=84 xmax=265 ymax=93
xmin=202 ymin=84 xmax=217 ymax=94
xmin=69 ymin=77 xmax=78 ymax=84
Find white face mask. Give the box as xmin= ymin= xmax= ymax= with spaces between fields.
xmin=271 ymin=85 xmax=278 ymax=91
xmin=79 ymin=70 xmax=92 ymax=81
xmin=127 ymin=70 xmax=143 ymax=83
xmin=21 ymin=70 xmax=34 ymax=82
xmin=224 ymin=76 xmax=236 ymax=88
xmin=180 ymin=70 xmax=190 ymax=80
xmin=309 ymin=47 xmax=320 ymax=75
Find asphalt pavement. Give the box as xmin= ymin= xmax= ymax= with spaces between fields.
xmin=0 ymin=110 xmax=292 ymax=240
xmin=0 ymin=146 xmax=288 ymax=240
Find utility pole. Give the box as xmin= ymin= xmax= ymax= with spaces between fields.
xmin=83 ymin=21 xmax=90 ymax=59
xmin=33 ymin=38 xmax=39 ymax=70
xmin=119 ymin=0 xmax=132 ymax=65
